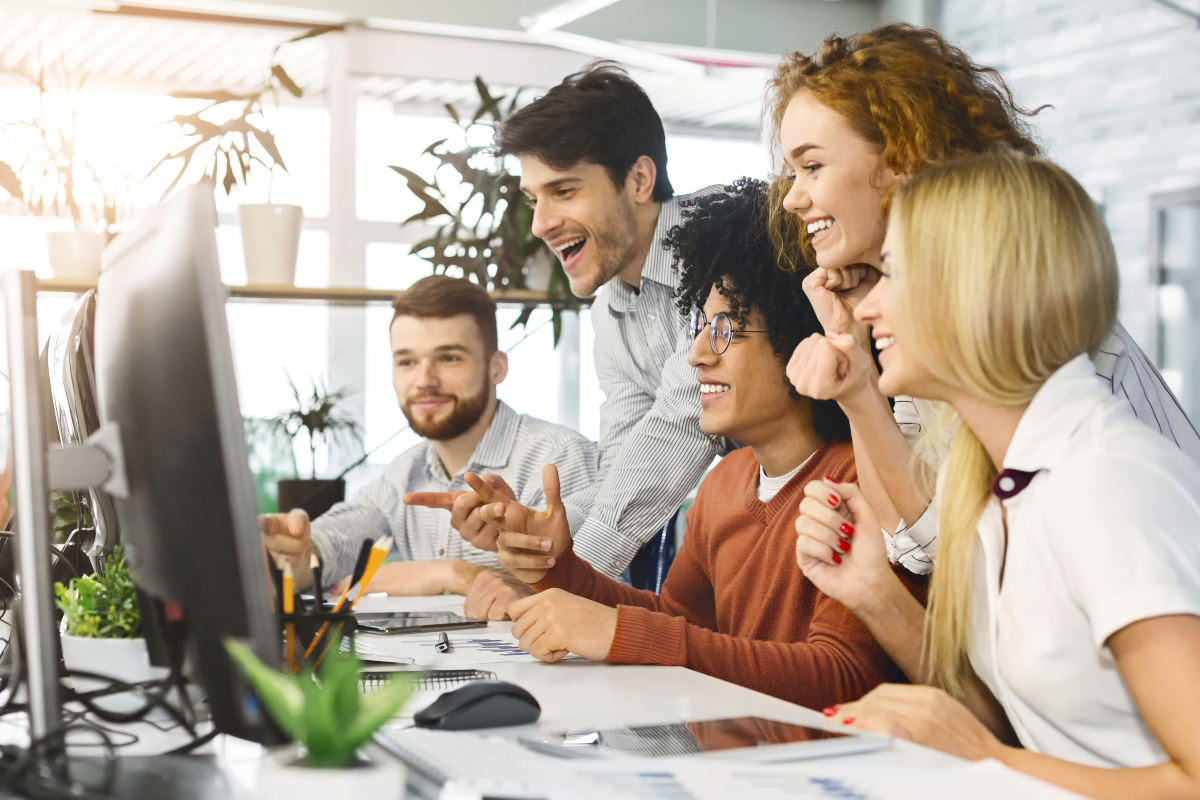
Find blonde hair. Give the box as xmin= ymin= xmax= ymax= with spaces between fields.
xmin=887 ymin=153 xmax=1117 ymax=696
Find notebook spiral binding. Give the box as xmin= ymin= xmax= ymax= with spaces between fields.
xmin=360 ymin=668 xmax=496 ymax=692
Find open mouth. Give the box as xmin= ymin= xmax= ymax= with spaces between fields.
xmin=554 ymin=237 xmax=587 ymax=268
xmin=806 ymin=218 xmax=834 ymax=244
xmin=699 ymin=382 xmax=730 ymax=402
xmin=874 ymin=335 xmax=895 ymax=352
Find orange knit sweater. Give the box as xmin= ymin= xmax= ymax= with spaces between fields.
xmin=536 ymin=442 xmax=920 ymax=709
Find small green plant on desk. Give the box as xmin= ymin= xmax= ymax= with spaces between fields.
xmin=54 ymin=544 xmax=140 ymax=639
xmin=225 ymin=636 xmax=414 ymax=768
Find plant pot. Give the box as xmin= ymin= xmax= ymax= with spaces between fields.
xmin=257 ymin=743 xmax=405 ymax=800
xmin=277 ymin=478 xmax=345 ymax=521
xmin=59 ymin=633 xmax=169 ymax=712
xmin=46 ymin=231 xmax=107 ymax=279
xmin=239 ymin=203 xmax=302 ymax=285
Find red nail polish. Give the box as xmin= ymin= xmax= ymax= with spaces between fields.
xmin=831 ymin=553 xmax=842 ymax=565
xmin=840 ymin=522 xmax=855 ymax=537
xmin=837 ymin=539 xmax=851 ymax=552
xmin=842 ymin=717 xmax=855 ymax=725
xmin=827 ymin=494 xmax=839 ymax=507
xmin=822 ymin=707 xmax=836 ymax=716
xmin=823 ymin=474 xmax=840 ymax=484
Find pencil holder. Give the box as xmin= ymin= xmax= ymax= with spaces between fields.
xmin=280 ymin=606 xmax=356 ymax=669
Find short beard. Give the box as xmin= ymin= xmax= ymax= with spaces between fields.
xmin=565 ymin=194 xmax=640 ymax=298
xmin=402 ymin=382 xmax=491 ymax=441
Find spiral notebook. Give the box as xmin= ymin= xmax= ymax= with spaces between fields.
xmin=359 ymin=667 xmax=495 ymax=692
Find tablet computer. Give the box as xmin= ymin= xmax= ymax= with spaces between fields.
xmin=519 ymin=715 xmax=890 ymax=762
xmin=354 ymin=611 xmax=488 ymax=635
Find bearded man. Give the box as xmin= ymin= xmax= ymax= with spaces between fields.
xmin=260 ymin=275 xmax=599 ymax=595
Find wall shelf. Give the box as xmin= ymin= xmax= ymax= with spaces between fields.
xmin=36 ymin=278 xmax=586 ymax=308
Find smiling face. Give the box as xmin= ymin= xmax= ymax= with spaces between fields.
xmin=854 ymin=223 xmax=939 ymax=400
xmin=520 ymin=155 xmax=644 ymax=298
xmin=686 ymin=286 xmax=798 ymax=447
xmin=390 ymin=314 xmax=504 ymax=441
xmin=779 ymin=90 xmax=897 ymax=271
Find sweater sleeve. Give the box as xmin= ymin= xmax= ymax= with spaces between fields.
xmin=606 ymin=590 xmax=901 ymax=710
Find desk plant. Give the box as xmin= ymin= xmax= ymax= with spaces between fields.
xmin=225 ymin=635 xmax=414 ymax=769
xmin=392 ymin=76 xmax=578 ymax=342
xmin=257 ymin=376 xmax=361 ymax=518
xmin=54 ymin=544 xmax=140 ymax=639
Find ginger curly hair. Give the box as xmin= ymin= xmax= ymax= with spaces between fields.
xmin=766 ymin=23 xmax=1046 ymax=272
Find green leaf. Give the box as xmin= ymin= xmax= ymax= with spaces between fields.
xmin=343 ymin=675 xmax=415 ymax=753
xmin=170 ymin=89 xmax=254 ymax=103
xmin=471 ymin=75 xmax=503 ymax=123
xmin=250 ymin=126 xmax=289 ymax=173
xmin=271 ymin=64 xmax=303 ymax=98
xmin=444 ymin=103 xmax=460 ymax=125
xmin=225 ymin=639 xmax=306 ymax=741
xmin=0 ymin=161 xmax=22 ymax=201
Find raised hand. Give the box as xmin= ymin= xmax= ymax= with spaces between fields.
xmin=507 ymin=588 xmax=617 ymax=662
xmin=482 ymin=464 xmax=571 ymax=585
xmin=403 ymin=472 xmax=517 ymax=552
xmin=803 ymin=265 xmax=877 ymax=338
xmin=259 ymin=508 xmax=315 ymax=588
xmin=786 ymin=330 xmax=878 ymax=405
xmin=794 ymin=478 xmax=894 ymax=615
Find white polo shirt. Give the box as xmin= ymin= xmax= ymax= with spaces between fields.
xmin=962 ymin=354 xmax=1200 ymax=767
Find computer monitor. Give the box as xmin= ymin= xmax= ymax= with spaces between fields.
xmin=93 ymin=182 xmax=281 ymax=742
xmin=42 ymin=290 xmax=120 ymax=568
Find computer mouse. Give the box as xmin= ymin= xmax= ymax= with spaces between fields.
xmin=413 ymin=680 xmax=541 ymax=731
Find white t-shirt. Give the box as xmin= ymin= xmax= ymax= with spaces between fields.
xmin=756 ymin=450 xmax=815 ymax=503
xmin=963 ymin=354 xmax=1200 ymax=766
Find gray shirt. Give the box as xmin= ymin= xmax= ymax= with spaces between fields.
xmin=572 ymin=187 xmax=728 ymax=579
xmin=311 ymin=401 xmax=600 ymax=585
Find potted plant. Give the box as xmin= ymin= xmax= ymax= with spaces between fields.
xmin=54 ymin=545 xmax=166 ymax=711
xmin=0 ymin=63 xmax=127 ymax=278
xmin=392 ymin=76 xmax=578 ymax=343
xmin=258 ymin=376 xmax=362 ymax=520
xmin=148 ymin=26 xmax=335 ymax=286
xmin=225 ymin=636 xmax=413 ymax=797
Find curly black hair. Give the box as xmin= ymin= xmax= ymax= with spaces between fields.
xmin=668 ymin=177 xmax=849 ymax=443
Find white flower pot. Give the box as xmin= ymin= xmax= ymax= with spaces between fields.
xmin=46 ymin=231 xmax=107 ymax=279
xmin=256 ymin=743 xmax=406 ymax=800
xmin=238 ymin=203 xmax=302 ymax=285
xmin=59 ymin=633 xmax=170 ymax=713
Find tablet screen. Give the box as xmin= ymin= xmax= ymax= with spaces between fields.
xmin=354 ymin=611 xmax=488 ymax=635
xmin=522 ymin=716 xmax=869 ymax=760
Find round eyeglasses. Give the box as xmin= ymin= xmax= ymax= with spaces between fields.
xmin=688 ymin=309 xmax=769 ymax=355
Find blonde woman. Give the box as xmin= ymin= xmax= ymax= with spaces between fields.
xmin=795 ymin=152 xmax=1200 ymax=799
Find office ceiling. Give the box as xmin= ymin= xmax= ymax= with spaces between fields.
xmin=0 ymin=0 xmax=906 ymax=139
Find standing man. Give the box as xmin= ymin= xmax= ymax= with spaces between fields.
xmin=485 ymin=62 xmax=725 ymax=579
xmin=260 ymin=275 xmax=599 ymax=595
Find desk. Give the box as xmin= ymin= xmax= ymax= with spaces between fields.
xmin=0 ymin=596 xmax=1085 ymax=799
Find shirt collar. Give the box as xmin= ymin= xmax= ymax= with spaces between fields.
xmin=996 ymin=353 xmax=1099 ymax=494
xmin=421 ymin=400 xmax=519 ymax=480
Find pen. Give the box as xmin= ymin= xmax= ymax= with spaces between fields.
xmin=435 ymin=631 xmax=452 ymax=653
xmin=309 ymin=536 xmax=395 ymax=666
xmin=310 ymin=551 xmax=323 ymax=609
xmin=280 ymin=559 xmax=297 ymax=673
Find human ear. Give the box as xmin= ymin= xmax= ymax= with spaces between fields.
xmin=626 ymin=155 xmax=657 ymax=204
xmin=489 ymin=350 xmax=509 ymax=386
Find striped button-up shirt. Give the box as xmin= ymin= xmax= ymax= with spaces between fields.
xmin=311 ymin=401 xmax=600 ymax=585
xmin=572 ymin=187 xmax=730 ymax=578
xmin=888 ymin=320 xmax=1200 ymax=574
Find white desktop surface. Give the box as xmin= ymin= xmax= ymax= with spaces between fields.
xmin=0 ymin=595 xmax=1085 ymax=799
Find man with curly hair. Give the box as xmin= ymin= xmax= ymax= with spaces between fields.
xmin=474 ymin=179 xmax=924 ymax=709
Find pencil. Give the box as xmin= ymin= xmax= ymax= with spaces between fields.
xmin=281 ymin=559 xmax=296 ymax=673
xmin=303 ymin=537 xmax=382 ymax=661
xmin=312 ymin=536 xmax=394 ymax=669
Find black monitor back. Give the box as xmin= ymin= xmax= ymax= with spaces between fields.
xmin=94 ymin=183 xmax=280 ymax=741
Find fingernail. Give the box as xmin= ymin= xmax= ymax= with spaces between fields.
xmin=842 ymin=717 xmax=855 ymax=725
xmin=831 ymin=553 xmax=842 ymax=565
xmin=546 ymin=558 xmax=555 ymax=567
xmin=840 ymin=522 xmax=855 ymax=537
xmin=822 ymin=707 xmax=837 ymax=717
xmin=541 ymin=539 xmax=552 ymax=551
xmin=823 ymin=475 xmax=840 ymax=484
xmin=837 ymin=539 xmax=851 ymax=553
xmin=827 ymin=494 xmax=839 ymax=507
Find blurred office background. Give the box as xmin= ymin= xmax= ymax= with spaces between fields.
xmin=0 ymin=0 xmax=1197 ymax=495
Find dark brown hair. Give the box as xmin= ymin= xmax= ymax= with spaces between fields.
xmin=495 ymin=61 xmax=674 ymax=202
xmin=765 ymin=23 xmax=1045 ymax=271
xmin=391 ymin=275 xmax=498 ymax=354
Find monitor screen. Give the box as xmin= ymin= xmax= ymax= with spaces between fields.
xmin=94 ymin=183 xmax=280 ymax=742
